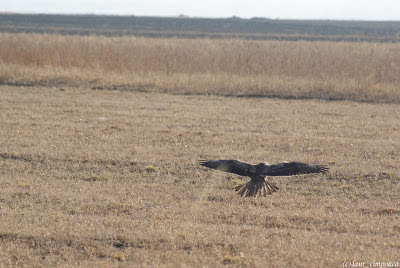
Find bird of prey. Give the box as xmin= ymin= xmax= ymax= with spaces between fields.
xmin=199 ymin=159 xmax=328 ymax=197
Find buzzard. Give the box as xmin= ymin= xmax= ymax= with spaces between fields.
xmin=199 ymin=159 xmax=328 ymax=197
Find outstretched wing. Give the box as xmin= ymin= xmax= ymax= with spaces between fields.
xmin=199 ymin=159 xmax=253 ymax=177
xmin=264 ymin=162 xmax=329 ymax=176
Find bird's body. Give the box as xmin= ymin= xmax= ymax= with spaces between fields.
xmin=199 ymin=159 xmax=328 ymax=197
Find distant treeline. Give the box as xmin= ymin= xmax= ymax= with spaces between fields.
xmin=1 ymin=13 xmax=400 ymax=42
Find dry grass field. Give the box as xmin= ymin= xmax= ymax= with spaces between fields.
xmin=1 ymin=33 xmax=400 ymax=103
xmin=1 ymin=85 xmax=399 ymax=267
xmin=0 ymin=30 xmax=400 ymax=266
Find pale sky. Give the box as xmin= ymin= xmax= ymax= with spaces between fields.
xmin=2 ymin=0 xmax=400 ymax=21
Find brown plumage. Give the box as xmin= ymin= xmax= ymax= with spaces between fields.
xmin=199 ymin=159 xmax=329 ymax=197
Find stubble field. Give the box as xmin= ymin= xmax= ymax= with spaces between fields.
xmin=1 ymin=84 xmax=399 ymax=266
xmin=1 ymin=27 xmax=400 ymax=266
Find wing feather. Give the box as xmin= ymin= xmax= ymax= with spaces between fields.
xmin=199 ymin=159 xmax=252 ymax=177
xmin=265 ymin=162 xmax=329 ymax=176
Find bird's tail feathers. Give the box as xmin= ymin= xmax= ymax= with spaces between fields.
xmin=234 ymin=180 xmax=279 ymax=197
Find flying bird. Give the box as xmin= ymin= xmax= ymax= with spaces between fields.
xmin=199 ymin=159 xmax=328 ymax=197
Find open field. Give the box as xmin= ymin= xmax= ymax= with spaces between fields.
xmin=1 ymin=20 xmax=400 ymax=265
xmin=1 ymin=33 xmax=400 ymax=103
xmin=1 ymin=14 xmax=400 ymax=42
xmin=1 ymin=85 xmax=399 ymax=266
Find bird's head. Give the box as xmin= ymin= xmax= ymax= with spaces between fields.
xmin=255 ymin=162 xmax=268 ymax=171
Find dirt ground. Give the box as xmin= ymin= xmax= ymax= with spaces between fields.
xmin=0 ymin=85 xmax=399 ymax=267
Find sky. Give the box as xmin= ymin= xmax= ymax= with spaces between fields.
xmin=2 ymin=0 xmax=400 ymax=21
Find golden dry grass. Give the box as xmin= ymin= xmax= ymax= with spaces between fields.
xmin=1 ymin=33 xmax=400 ymax=103
xmin=1 ymin=85 xmax=399 ymax=266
